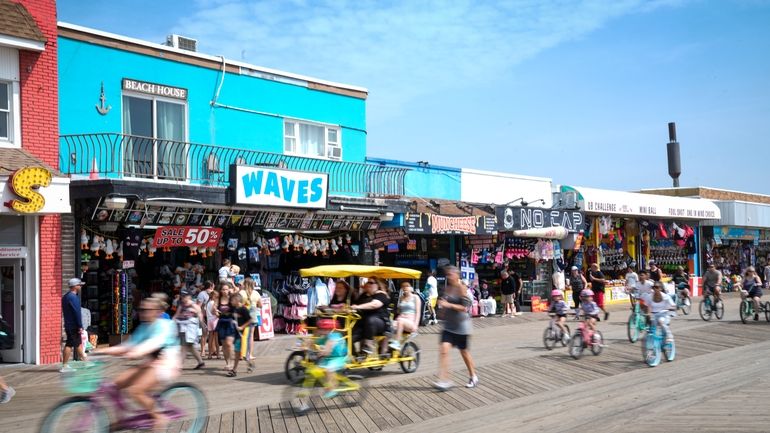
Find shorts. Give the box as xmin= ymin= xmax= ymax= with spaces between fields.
xmin=429 ymin=296 xmax=438 ymax=308
xmin=65 ymin=328 xmax=82 ymax=348
xmin=440 ymin=330 xmax=469 ymax=350
xmin=748 ymin=288 xmax=763 ymax=299
xmin=318 ymin=356 xmax=347 ymax=372
xmin=502 ymin=294 xmax=514 ymax=304
xmin=216 ymin=319 xmax=239 ymax=344
xmin=594 ymin=290 xmax=605 ymax=309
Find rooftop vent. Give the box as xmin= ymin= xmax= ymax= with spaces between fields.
xmin=166 ymin=34 xmax=197 ymax=52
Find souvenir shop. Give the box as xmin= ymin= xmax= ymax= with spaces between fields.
xmin=701 ymin=226 xmax=761 ymax=280
xmin=69 ymin=167 xmax=390 ymax=345
xmin=560 ymin=186 xmax=721 ymax=301
xmin=495 ymin=205 xmax=588 ymax=309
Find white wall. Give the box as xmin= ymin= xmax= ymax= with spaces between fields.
xmin=460 ymin=168 xmax=553 ymax=206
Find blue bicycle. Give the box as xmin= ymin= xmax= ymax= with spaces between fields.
xmin=641 ymin=311 xmax=676 ymax=367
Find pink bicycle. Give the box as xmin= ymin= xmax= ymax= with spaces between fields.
xmin=39 ymin=361 xmax=207 ymax=433
xmin=569 ymin=318 xmax=604 ymax=359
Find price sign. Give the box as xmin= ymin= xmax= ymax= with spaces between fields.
xmin=153 ymin=226 xmax=222 ymax=248
xmin=257 ymin=295 xmax=274 ymax=340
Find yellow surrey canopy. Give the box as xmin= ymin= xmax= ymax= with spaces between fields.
xmin=299 ymin=264 xmax=422 ymax=280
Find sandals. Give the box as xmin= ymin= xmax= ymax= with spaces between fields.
xmin=226 ymin=370 xmax=237 ymax=377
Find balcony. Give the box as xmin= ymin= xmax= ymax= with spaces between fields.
xmin=60 ymin=133 xmax=407 ymax=196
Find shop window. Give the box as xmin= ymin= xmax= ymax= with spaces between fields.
xmin=283 ymin=120 xmax=342 ymax=161
xmin=122 ymin=95 xmax=188 ymax=180
xmin=0 ymin=216 xmax=24 ymax=245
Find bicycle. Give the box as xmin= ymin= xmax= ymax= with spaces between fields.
xmin=673 ymin=285 xmax=692 ymax=315
xmin=627 ymin=296 xmax=648 ymax=343
xmin=569 ymin=317 xmax=603 ymax=359
xmin=641 ymin=311 xmax=676 ymax=367
xmin=738 ymin=294 xmax=770 ymax=324
xmin=284 ymin=362 xmax=368 ymax=416
xmin=542 ymin=315 xmax=570 ymax=350
xmin=39 ymin=360 xmax=207 ymax=433
xmin=698 ymin=290 xmax=724 ymax=321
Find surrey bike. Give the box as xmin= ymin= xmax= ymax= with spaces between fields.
xmin=627 ymin=294 xmax=648 ymax=343
xmin=698 ymin=288 xmax=724 ymax=321
xmin=543 ymin=314 xmax=570 ymax=350
xmin=641 ymin=311 xmax=676 ymax=367
xmin=569 ymin=314 xmax=603 ymax=359
xmin=285 ymin=265 xmax=421 ymax=384
xmin=39 ymin=359 xmax=207 ymax=433
xmin=738 ymin=291 xmax=770 ymax=324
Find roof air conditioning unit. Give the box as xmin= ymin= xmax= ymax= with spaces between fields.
xmin=564 ymin=191 xmax=577 ymax=209
xmin=166 ymin=34 xmax=198 ymax=52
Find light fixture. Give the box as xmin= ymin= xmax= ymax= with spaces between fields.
xmin=104 ymin=197 xmax=128 ymax=209
xmin=379 ymin=212 xmax=395 ymax=222
xmin=505 ymin=197 xmax=524 ymax=206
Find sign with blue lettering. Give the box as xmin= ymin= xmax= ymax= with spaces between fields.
xmin=232 ymin=166 xmax=328 ymax=209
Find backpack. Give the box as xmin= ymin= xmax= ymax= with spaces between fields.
xmin=0 ymin=316 xmax=14 ymax=350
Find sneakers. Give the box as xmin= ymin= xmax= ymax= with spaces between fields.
xmin=388 ymin=340 xmax=401 ymax=351
xmin=194 ymin=362 xmax=206 ymax=370
xmin=0 ymin=386 xmax=15 ymax=404
xmin=465 ymin=375 xmax=479 ymax=388
xmin=604 ymin=311 xmax=610 ymax=321
xmin=514 ymin=312 xmax=523 ymax=316
xmin=60 ymin=364 xmax=75 ymax=374
xmin=433 ymin=380 xmax=453 ymax=391
xmin=322 ymin=390 xmax=339 ymax=399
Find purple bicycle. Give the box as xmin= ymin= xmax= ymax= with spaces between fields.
xmin=39 ymin=360 xmax=207 ymax=433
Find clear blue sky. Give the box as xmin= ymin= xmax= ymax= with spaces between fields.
xmin=58 ymin=0 xmax=770 ymax=194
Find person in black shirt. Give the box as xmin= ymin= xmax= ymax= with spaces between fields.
xmin=351 ymin=278 xmax=390 ymax=355
xmin=500 ymin=271 xmax=522 ymax=317
xmin=588 ymin=263 xmax=609 ymax=321
xmin=229 ymin=294 xmax=252 ymax=377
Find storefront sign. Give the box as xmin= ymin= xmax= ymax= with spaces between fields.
xmin=0 ymin=246 xmax=27 ymax=259
xmin=496 ymin=206 xmax=586 ymax=233
xmin=122 ymin=78 xmax=188 ymax=100
xmin=257 ymin=295 xmax=274 ymax=340
xmin=232 ymin=166 xmax=328 ymax=209
xmin=561 ymin=186 xmax=721 ymax=219
xmin=3 ymin=166 xmax=52 ymax=213
xmin=404 ymin=213 xmax=496 ymax=235
xmin=713 ymin=226 xmax=759 ymax=245
xmin=153 ymin=226 xmax=222 ymax=248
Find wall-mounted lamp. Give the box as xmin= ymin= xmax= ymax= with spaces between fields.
xmin=103 ymin=197 xmax=128 ymax=209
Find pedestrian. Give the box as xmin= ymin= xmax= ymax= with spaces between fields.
xmin=588 ymin=263 xmax=609 ymax=320
xmin=500 ymin=271 xmax=522 ymax=317
xmin=218 ymin=258 xmax=234 ymax=284
xmin=648 ymin=260 xmax=664 ymax=282
xmin=215 ymin=286 xmax=237 ymax=375
xmin=478 ymin=280 xmax=497 ymax=317
xmin=205 ymin=289 xmax=221 ymax=359
xmin=239 ymin=277 xmax=262 ymax=372
xmin=229 ymin=294 xmax=252 ymax=377
xmin=763 ymin=264 xmax=770 ymax=289
xmin=567 ymin=266 xmax=587 ymax=317
xmin=424 ymin=270 xmax=439 ymax=325
xmin=434 ymin=266 xmax=477 ymax=390
xmin=173 ymin=291 xmax=205 ymax=369
xmin=61 ymin=278 xmax=87 ymax=372
xmin=196 ymin=280 xmax=215 ymax=358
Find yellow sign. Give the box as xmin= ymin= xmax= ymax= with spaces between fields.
xmin=4 ymin=166 xmax=52 ymax=213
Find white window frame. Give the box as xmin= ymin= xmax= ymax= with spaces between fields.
xmin=121 ymin=91 xmax=189 ymax=183
xmin=0 ymin=80 xmax=21 ymax=148
xmin=283 ymin=119 xmax=342 ymax=161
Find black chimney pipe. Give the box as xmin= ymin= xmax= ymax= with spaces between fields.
xmin=666 ymin=122 xmax=681 ymax=187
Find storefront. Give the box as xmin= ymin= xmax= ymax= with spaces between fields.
xmin=0 ymin=161 xmax=71 ymax=363
xmin=559 ymin=186 xmax=721 ymax=302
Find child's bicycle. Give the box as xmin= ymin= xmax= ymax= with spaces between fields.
xmin=627 ymin=295 xmax=648 ymax=343
xmin=569 ymin=316 xmax=603 ymax=359
xmin=641 ymin=311 xmax=676 ymax=367
xmin=542 ymin=314 xmax=570 ymax=350
xmin=39 ymin=360 xmax=207 ymax=433
xmin=283 ymin=360 xmax=368 ymax=416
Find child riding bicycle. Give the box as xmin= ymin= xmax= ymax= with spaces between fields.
xmin=312 ymin=318 xmax=348 ymax=398
xmin=548 ymin=290 xmax=570 ymax=335
xmin=577 ymin=289 xmax=601 ymax=342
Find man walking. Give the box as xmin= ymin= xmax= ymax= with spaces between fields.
xmin=62 ymin=278 xmax=86 ymax=372
xmin=500 ymin=271 xmax=522 ymax=317
xmin=589 ymin=263 xmax=609 ymax=320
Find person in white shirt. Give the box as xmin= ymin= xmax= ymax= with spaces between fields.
xmin=641 ymin=282 xmax=676 ymax=342
xmin=218 ymin=258 xmax=235 ymax=284
xmin=424 ymin=270 xmax=439 ymax=325
xmin=628 ymin=270 xmax=654 ymax=307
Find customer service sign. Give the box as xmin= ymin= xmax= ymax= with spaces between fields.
xmin=232 ymin=166 xmax=328 ymax=209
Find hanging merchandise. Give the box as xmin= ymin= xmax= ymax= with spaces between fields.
xmin=112 ymin=270 xmax=132 ymax=335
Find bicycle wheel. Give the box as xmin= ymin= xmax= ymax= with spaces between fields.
xmin=569 ymin=333 xmax=584 ymax=359
xmin=560 ymin=325 xmax=571 ymax=347
xmin=543 ymin=327 xmax=556 ymax=350
xmin=765 ymin=302 xmax=770 ymax=322
xmin=641 ymin=332 xmax=660 ymax=367
xmin=336 ymin=374 xmax=369 ymax=409
xmin=698 ymin=299 xmax=712 ymax=321
xmin=739 ymin=300 xmax=751 ymax=324
xmin=714 ymin=299 xmax=724 ymax=320
xmin=157 ymin=383 xmax=208 ymax=433
xmin=627 ymin=312 xmax=639 ymax=343
xmin=399 ymin=342 xmax=420 ymax=373
xmin=285 ymin=350 xmax=307 ymax=384
xmin=681 ymin=298 xmax=691 ymax=315
xmin=591 ymin=331 xmax=603 ymax=356
xmin=283 ymin=380 xmax=322 ymax=416
xmin=663 ymin=338 xmax=676 ymax=362
xmin=39 ymin=396 xmax=109 ymax=433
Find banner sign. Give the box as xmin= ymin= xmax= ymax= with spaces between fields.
xmin=232 ymin=165 xmax=328 ymax=209
xmin=257 ymin=295 xmax=274 ymax=340
xmin=404 ymin=213 xmax=496 ymax=235
xmin=153 ymin=226 xmax=222 ymax=248
xmin=496 ymin=206 xmax=586 ymax=233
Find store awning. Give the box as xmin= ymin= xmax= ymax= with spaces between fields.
xmin=0 ymin=148 xmax=70 ymax=214
xmin=561 ymin=186 xmax=721 ymax=220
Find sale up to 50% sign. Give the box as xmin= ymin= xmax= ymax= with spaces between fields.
xmin=154 ymin=226 xmax=223 ymax=248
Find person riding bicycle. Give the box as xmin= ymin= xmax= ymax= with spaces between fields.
xmin=548 ymin=290 xmax=570 ymax=336
xmin=313 ymin=318 xmax=348 ymax=398
xmin=577 ymin=289 xmax=600 ymax=342
xmin=742 ymin=266 xmax=763 ymax=321
xmin=97 ymin=295 xmax=181 ymax=431
xmin=672 ymin=266 xmax=691 ymax=304
xmin=627 ymin=270 xmax=653 ymax=309
xmin=640 ymin=282 xmax=676 ymax=343
xmin=702 ymin=263 xmax=723 ymax=301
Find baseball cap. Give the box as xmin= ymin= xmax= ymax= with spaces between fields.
xmin=571 ymin=266 xmax=578 ymax=271
xmin=68 ymin=278 xmax=84 ymax=287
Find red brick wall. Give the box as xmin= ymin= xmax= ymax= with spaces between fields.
xmin=15 ymin=0 xmax=62 ymax=364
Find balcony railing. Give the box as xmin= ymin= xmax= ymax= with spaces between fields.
xmin=60 ymin=133 xmax=407 ymax=196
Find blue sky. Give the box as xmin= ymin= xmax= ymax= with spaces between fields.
xmin=58 ymin=0 xmax=770 ymax=194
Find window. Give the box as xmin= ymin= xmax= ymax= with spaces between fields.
xmin=283 ymin=120 xmax=342 ymax=161
xmin=0 ymin=82 xmax=10 ymax=142
xmin=122 ymin=95 xmax=187 ymax=180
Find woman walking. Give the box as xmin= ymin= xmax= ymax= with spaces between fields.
xmin=389 ymin=282 xmax=421 ymax=351
xmin=239 ymin=277 xmax=262 ymax=371
xmin=172 ymin=291 xmax=205 ymax=369
xmin=215 ymin=286 xmax=238 ymax=376
xmin=434 ymin=266 xmax=478 ymax=390
xmin=205 ymin=289 xmax=220 ymax=359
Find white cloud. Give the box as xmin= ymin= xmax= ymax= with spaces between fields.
xmin=171 ymin=0 xmax=686 ymax=121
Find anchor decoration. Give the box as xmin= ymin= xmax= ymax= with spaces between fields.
xmin=95 ymin=81 xmax=111 ymax=115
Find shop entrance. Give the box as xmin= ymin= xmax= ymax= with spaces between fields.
xmin=0 ymin=260 xmax=23 ymax=363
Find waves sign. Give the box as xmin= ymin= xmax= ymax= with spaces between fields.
xmin=232 ymin=166 xmax=328 ymax=209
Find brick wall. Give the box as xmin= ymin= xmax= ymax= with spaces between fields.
xmin=15 ymin=0 xmax=62 ymax=364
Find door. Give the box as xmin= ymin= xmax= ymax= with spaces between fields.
xmin=0 ymin=260 xmax=22 ymax=363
